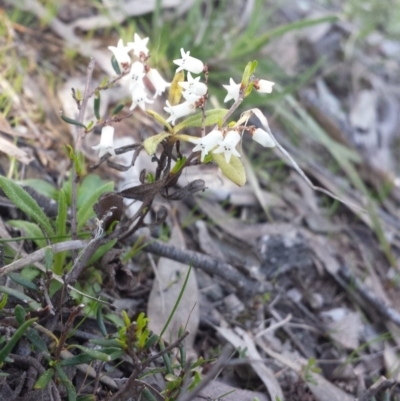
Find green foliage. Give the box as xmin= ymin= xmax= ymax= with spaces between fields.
xmin=111 ymin=55 xmax=121 ymax=75
xmin=34 ymin=368 xmax=54 ymax=390
xmin=0 ymin=318 xmax=37 ymax=364
xmin=143 ymin=132 xmax=171 ymax=156
xmin=211 ymin=153 xmax=246 ymax=187
xmin=60 ymin=114 xmax=86 ymax=129
xmin=302 ymin=358 xmax=321 ymax=385
xmin=173 ymin=109 xmax=228 ymax=134
xmin=168 ymin=70 xmax=185 ymax=106
xmin=0 ymin=176 xmax=54 ymax=237
xmin=147 ymin=110 xmax=173 ymax=132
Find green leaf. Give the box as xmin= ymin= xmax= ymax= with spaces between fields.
xmin=60 ymin=114 xmax=86 ymax=129
xmin=65 ymin=146 xmax=85 ymax=177
xmin=94 ymin=93 xmax=101 ymax=120
xmin=55 ymin=365 xmax=76 ymax=401
xmin=0 ymin=293 xmax=8 ymax=310
xmin=77 ymin=181 xmax=114 ymax=230
xmin=54 ymin=189 xmax=68 ymax=274
xmin=60 ymin=353 xmax=100 ymax=367
xmin=0 ymin=286 xmax=42 ymax=311
xmin=171 ymin=157 xmax=187 ymax=174
xmin=0 ymin=318 xmax=37 ymax=363
xmin=0 ymin=177 xmax=54 ymax=237
xmin=8 ymin=220 xmax=47 ymax=249
xmin=168 ymin=70 xmax=185 ymax=106
xmin=99 ymin=76 xmax=108 ymax=88
xmin=8 ymin=273 xmax=38 ymax=291
xmin=211 ymin=153 xmax=246 ymax=187
xmin=241 ymin=60 xmax=258 ymax=87
xmin=15 ymin=304 xmax=27 ymax=325
xmin=86 ymin=239 xmax=117 ymax=266
xmin=173 ymin=109 xmax=228 ymax=134
xmin=111 ymin=55 xmax=121 ymax=75
xmin=34 ymin=368 xmax=54 ymax=390
xmin=18 ymin=179 xmax=58 ymax=200
xmin=112 ymin=103 xmax=125 ymax=115
xmin=142 ymin=132 xmax=171 ymax=156
xmin=66 ymin=345 xmax=111 ymax=362
xmin=77 ymin=395 xmax=96 ymax=401
xmin=146 ymin=110 xmax=173 ymax=132
xmin=45 ymin=248 xmax=54 ymax=270
xmin=77 ymin=174 xmax=107 ymax=208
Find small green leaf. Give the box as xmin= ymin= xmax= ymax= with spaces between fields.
xmin=171 ymin=157 xmax=187 ymax=174
xmin=9 ymin=273 xmax=38 ymax=291
xmin=18 ymin=179 xmax=58 ymax=200
xmin=34 ymin=368 xmax=54 ymax=390
xmin=142 ymin=387 xmax=158 ymax=401
xmin=65 ymin=146 xmax=85 ymax=177
xmin=55 ymin=365 xmax=76 ymax=401
xmin=241 ymin=60 xmax=258 ymax=87
xmin=112 ymin=103 xmax=125 ymax=115
xmin=168 ymin=70 xmax=185 ymax=106
xmin=173 ymin=109 xmax=228 ymax=134
xmin=77 ymin=395 xmax=96 ymax=401
xmin=86 ymin=239 xmax=117 ymax=266
xmin=60 ymin=114 xmax=86 ymax=129
xmin=0 ymin=177 xmax=54 ymax=237
xmin=99 ymin=76 xmax=108 ymax=88
xmin=143 ymin=133 xmax=171 ymax=156
xmin=111 ymin=55 xmax=121 ymax=75
xmin=243 ymin=82 xmax=254 ymax=98
xmin=54 ymin=189 xmax=68 ymax=275
xmin=146 ymin=110 xmax=173 ymax=132
xmin=76 ymin=181 xmax=114 ymax=230
xmin=94 ymin=94 xmax=101 ymax=120
xmin=60 ymin=353 xmax=101 ymax=367
xmin=211 ymin=153 xmax=246 ymax=187
xmin=45 ymin=248 xmax=54 ymax=271
xmin=8 ymin=220 xmax=47 ymax=249
xmin=15 ymin=304 xmax=27 ymax=325
xmin=96 ymin=306 xmax=108 ymax=337
xmin=68 ymin=345 xmax=111 ymax=362
xmin=89 ymin=338 xmax=122 ymax=348
xmin=0 ymin=294 xmax=8 ymax=310
xmin=0 ymin=318 xmax=37 ymax=363
xmin=0 ymin=286 xmax=42 ymax=311
xmin=143 ymin=333 xmax=159 ymax=350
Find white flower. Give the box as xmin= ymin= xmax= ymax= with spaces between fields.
xmin=164 ymin=100 xmax=196 ymax=125
xmin=146 ymin=68 xmax=170 ymax=98
xmin=255 ymin=79 xmax=275 ymax=93
xmin=252 ymin=128 xmax=275 ymax=147
xmin=92 ymin=126 xmax=116 ymax=158
xmin=127 ymin=61 xmax=145 ymax=91
xmin=130 ymin=86 xmax=154 ymax=111
xmin=222 ymin=78 xmax=241 ymax=103
xmin=127 ymin=33 xmax=149 ymax=58
xmin=179 ymin=72 xmax=207 ymax=96
xmin=212 ymin=131 xmax=241 ymax=163
xmin=108 ymin=39 xmax=131 ymax=71
xmin=181 ymin=91 xmax=202 ymax=104
xmin=188 ymin=130 xmax=223 ymax=162
xmin=173 ymin=48 xmax=204 ymax=74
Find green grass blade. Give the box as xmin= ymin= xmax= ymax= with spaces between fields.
xmin=0 ymin=318 xmax=37 ymax=363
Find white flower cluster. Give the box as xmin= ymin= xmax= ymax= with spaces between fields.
xmin=93 ymin=34 xmax=276 ymax=165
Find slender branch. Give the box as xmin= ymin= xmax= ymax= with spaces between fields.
xmin=0 ymin=240 xmax=88 ymax=277
xmin=128 ymin=234 xmax=271 ymax=297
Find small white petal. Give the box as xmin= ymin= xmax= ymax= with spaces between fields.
xmin=222 ymin=78 xmax=240 ymax=103
xmin=256 ymin=79 xmax=275 ymax=94
xmin=92 ymin=126 xmax=116 ymax=158
xmin=126 ymin=61 xmax=145 ymax=91
xmin=127 ymin=33 xmax=150 ymax=58
xmin=173 ymin=48 xmax=204 ymax=74
xmin=108 ymin=39 xmax=131 ymax=71
xmin=130 ymin=86 xmax=154 ymax=111
xmin=146 ymin=68 xmax=170 ymax=98
xmin=212 ymin=131 xmax=241 ymax=163
xmin=178 ymin=72 xmax=208 ymax=96
xmin=164 ymin=100 xmax=196 ymax=125
xmin=252 ymin=128 xmax=275 ymax=147
xmin=188 ymin=130 xmax=223 ymax=162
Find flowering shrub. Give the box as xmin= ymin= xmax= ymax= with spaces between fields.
xmin=61 ymin=33 xmax=278 ymax=233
